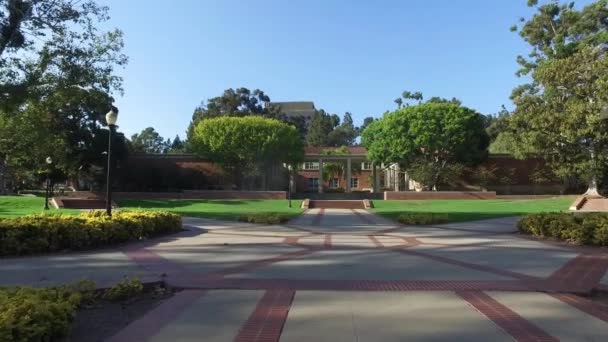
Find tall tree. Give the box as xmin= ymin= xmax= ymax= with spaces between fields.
xmin=168 ymin=135 xmax=185 ymax=153
xmin=305 ymin=109 xmax=338 ymax=146
xmin=0 ymin=0 xmax=127 ymax=190
xmin=362 ymin=103 xmax=489 ymax=190
xmin=187 ymin=88 xmax=281 ymax=142
xmin=130 ymin=127 xmax=168 ymax=154
xmin=509 ymin=0 xmax=608 ymax=195
xmin=328 ymin=112 xmax=358 ymax=146
xmin=190 ymin=116 xmax=303 ymax=190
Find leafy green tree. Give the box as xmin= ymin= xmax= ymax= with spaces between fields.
xmin=190 ymin=116 xmax=304 ymax=190
xmin=362 ymin=103 xmax=489 ymax=190
xmin=0 ymin=0 xmax=127 ymax=189
xmin=328 ymin=112 xmax=358 ymax=146
xmin=130 ymin=127 xmax=168 ymax=154
xmin=427 ymin=97 xmax=462 ymax=106
xmin=360 ymin=117 xmax=375 ymax=133
xmin=305 ymin=109 xmax=338 ymax=146
xmin=509 ymin=0 xmax=608 ymax=195
xmin=187 ymin=88 xmax=281 ymax=142
xmin=168 ymin=135 xmax=185 ymax=153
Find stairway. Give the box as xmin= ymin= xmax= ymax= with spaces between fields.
xmin=59 ymin=199 xmax=108 ymax=210
xmin=308 ymin=200 xmax=366 ymax=209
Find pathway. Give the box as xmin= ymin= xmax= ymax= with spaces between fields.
xmin=3 ymin=209 xmax=608 ymax=341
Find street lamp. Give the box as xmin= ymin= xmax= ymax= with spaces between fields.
xmin=44 ymin=156 xmax=53 ymax=210
xmin=283 ymin=163 xmax=293 ymax=208
xmin=105 ymin=108 xmax=118 ymax=216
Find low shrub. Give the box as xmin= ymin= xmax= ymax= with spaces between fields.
xmin=397 ymin=212 xmax=450 ymax=225
xmin=518 ymin=212 xmax=608 ymax=246
xmin=0 ymin=211 xmax=182 ymax=256
xmin=0 ymin=281 xmax=89 ymax=342
xmin=238 ymin=213 xmax=291 ymax=225
xmin=104 ymin=277 xmax=144 ymax=302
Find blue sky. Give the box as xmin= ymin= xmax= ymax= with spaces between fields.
xmin=97 ymin=0 xmax=590 ymax=140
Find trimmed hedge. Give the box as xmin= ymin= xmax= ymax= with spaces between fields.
xmin=0 ymin=281 xmax=94 ymax=342
xmin=0 ymin=278 xmax=147 ymax=342
xmin=518 ymin=213 xmax=608 ymax=246
xmin=398 ymin=212 xmax=450 ymax=225
xmin=238 ymin=213 xmax=291 ymax=224
xmin=0 ymin=211 xmax=182 ymax=256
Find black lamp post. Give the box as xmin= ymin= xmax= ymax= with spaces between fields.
xmin=105 ymin=108 xmax=118 ymax=216
xmin=43 ymin=156 xmax=53 ymax=210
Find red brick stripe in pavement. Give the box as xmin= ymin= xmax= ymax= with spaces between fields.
xmin=351 ymin=209 xmax=376 ymax=224
xmin=234 ymin=289 xmax=295 ymax=342
xmin=324 ymin=234 xmax=332 ymax=248
xmin=194 ymin=278 xmax=530 ymax=292
xmin=311 ymin=208 xmax=325 ymax=226
xmin=368 ymin=234 xmax=384 ymax=247
xmin=456 ymin=291 xmax=558 ymax=342
xmin=551 ymin=293 xmax=608 ymax=323
xmin=106 ymin=290 xmax=207 ymax=342
xmin=548 ymin=254 xmax=608 ymax=291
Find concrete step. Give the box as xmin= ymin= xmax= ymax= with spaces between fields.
xmin=309 ymin=200 xmax=365 ymax=209
xmin=59 ymin=199 xmax=108 ymax=209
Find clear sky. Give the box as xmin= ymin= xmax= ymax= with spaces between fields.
xmin=97 ymin=0 xmax=591 ymax=140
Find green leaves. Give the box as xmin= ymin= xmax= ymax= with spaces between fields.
xmin=190 ymin=116 xmax=304 ymax=188
xmin=362 ymin=103 xmax=489 ymax=190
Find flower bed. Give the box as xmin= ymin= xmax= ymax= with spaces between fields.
xmin=518 ymin=213 xmax=608 ymax=246
xmin=0 ymin=211 xmax=182 ymax=256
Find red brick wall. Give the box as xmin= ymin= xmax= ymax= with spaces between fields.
xmin=384 ymin=191 xmax=497 ymax=200
xmin=112 ymin=190 xmax=286 ymax=200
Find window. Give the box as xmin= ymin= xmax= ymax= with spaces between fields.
xmin=350 ymin=178 xmax=359 ymax=189
xmin=307 ymin=178 xmax=319 ymax=189
xmin=361 ymin=162 xmax=373 ymax=170
xmin=303 ymin=162 xmax=319 ymax=170
xmin=329 ymin=178 xmax=339 ymax=189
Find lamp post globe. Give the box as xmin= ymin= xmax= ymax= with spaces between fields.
xmin=105 ymin=107 xmax=118 ymax=216
xmin=283 ymin=163 xmax=293 ymax=208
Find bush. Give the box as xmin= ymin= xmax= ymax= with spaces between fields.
xmin=104 ymin=277 xmax=144 ymax=302
xmin=397 ymin=212 xmax=450 ymax=225
xmin=0 ymin=211 xmax=182 ymax=256
xmin=0 ymin=282 xmax=87 ymax=342
xmin=238 ymin=213 xmax=291 ymax=224
xmin=518 ymin=213 xmax=608 ymax=246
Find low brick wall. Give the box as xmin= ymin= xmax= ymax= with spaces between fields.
xmin=384 ymin=191 xmax=497 ymax=200
xmin=112 ymin=190 xmax=287 ymax=200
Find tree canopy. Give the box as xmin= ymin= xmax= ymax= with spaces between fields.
xmin=507 ymin=0 xmax=608 ymax=192
xmin=190 ymin=116 xmax=304 ymax=189
xmin=362 ymin=103 xmax=489 ymax=190
xmin=0 ymin=0 xmax=127 ymax=191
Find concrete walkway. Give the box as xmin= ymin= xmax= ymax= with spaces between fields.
xmin=3 ymin=209 xmax=608 ymax=341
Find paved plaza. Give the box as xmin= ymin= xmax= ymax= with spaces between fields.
xmin=2 ymin=209 xmax=608 ymax=341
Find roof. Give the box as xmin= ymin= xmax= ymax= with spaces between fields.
xmin=271 ymin=101 xmax=316 ymax=118
xmin=304 ymin=146 xmax=368 ymax=155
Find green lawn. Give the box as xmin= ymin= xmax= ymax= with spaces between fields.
xmin=0 ymin=196 xmax=79 ymax=218
xmin=118 ymin=199 xmax=303 ymax=221
xmin=371 ymin=197 xmax=574 ymax=223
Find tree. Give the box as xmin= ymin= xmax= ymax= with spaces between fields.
xmin=0 ymin=0 xmax=124 ymax=111
xmin=0 ymin=0 xmax=127 ymax=190
xmin=305 ymin=109 xmax=339 ymax=146
xmin=190 ymin=116 xmax=304 ymax=190
xmin=362 ymin=103 xmax=489 ymax=190
xmin=427 ymin=97 xmax=462 ymax=106
xmin=168 ymin=135 xmax=185 ymax=153
xmin=509 ymin=0 xmax=608 ymax=195
xmin=359 ymin=116 xmax=375 ymax=133
xmin=328 ymin=112 xmax=358 ymax=146
xmin=187 ymin=88 xmax=281 ymax=142
xmin=130 ymin=127 xmax=168 ymax=154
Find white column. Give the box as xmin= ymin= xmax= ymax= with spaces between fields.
xmin=394 ymin=164 xmax=400 ymax=192
xmin=372 ymin=163 xmax=379 ymax=193
xmin=346 ymin=158 xmax=352 ymax=193
xmin=318 ymin=158 xmax=324 ymax=194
